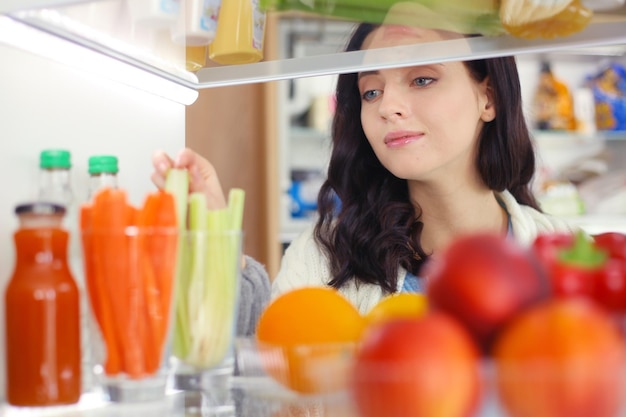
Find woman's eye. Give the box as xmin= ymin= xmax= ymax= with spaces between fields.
xmin=413 ymin=77 xmax=434 ymax=87
xmin=361 ymin=89 xmax=381 ymax=101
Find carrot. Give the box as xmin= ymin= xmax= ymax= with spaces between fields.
xmin=137 ymin=190 xmax=178 ymax=374
xmin=92 ymin=188 xmax=144 ymax=378
xmin=137 ymin=192 xmax=166 ymax=374
xmin=126 ymin=205 xmax=146 ymax=379
xmin=79 ymin=204 xmax=100 ymax=329
xmin=140 ymin=252 xmax=161 ymax=374
xmin=146 ymin=191 xmax=178 ymax=331
xmin=80 ymin=200 xmax=121 ymax=375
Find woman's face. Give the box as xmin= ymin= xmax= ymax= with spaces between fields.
xmin=358 ymin=25 xmax=495 ymax=185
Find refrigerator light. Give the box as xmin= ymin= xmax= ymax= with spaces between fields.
xmin=0 ymin=15 xmax=199 ymax=105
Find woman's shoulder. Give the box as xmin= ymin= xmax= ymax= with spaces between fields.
xmin=497 ymin=190 xmax=578 ymax=245
xmin=271 ymin=223 xmax=391 ymax=315
xmin=271 ymin=223 xmax=331 ymax=296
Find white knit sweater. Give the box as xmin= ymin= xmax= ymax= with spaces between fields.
xmin=271 ymin=190 xmax=576 ymax=315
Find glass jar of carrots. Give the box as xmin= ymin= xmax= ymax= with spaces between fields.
xmin=4 ymin=202 xmax=81 ymax=406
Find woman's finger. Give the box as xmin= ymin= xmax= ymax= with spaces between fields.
xmin=152 ymin=149 xmax=174 ymax=173
xmin=174 ymin=148 xmax=227 ymax=210
xmin=151 ymin=149 xmax=175 ymax=189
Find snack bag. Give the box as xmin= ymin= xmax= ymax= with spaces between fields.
xmin=589 ymin=63 xmax=626 ymax=131
xmin=533 ymin=61 xmax=576 ymax=131
xmin=500 ymin=0 xmax=593 ymax=39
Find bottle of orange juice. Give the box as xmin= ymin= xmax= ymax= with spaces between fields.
xmin=208 ymin=0 xmax=266 ymax=65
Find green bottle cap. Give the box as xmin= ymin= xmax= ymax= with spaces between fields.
xmin=88 ymin=155 xmax=119 ymax=175
xmin=40 ymin=149 xmax=71 ymax=169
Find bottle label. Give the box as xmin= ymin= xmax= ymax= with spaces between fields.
xmin=252 ymin=0 xmax=266 ymax=50
xmin=200 ymin=0 xmax=221 ymax=32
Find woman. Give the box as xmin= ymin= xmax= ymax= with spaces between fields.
xmin=152 ymin=23 xmax=574 ymax=325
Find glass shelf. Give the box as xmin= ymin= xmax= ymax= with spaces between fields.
xmin=0 ymin=0 xmax=89 ymax=13
xmin=604 ymin=130 xmax=626 ymax=140
xmin=2 ymin=1 xmax=626 ymax=91
xmin=533 ymin=130 xmax=626 ymax=142
xmin=193 ymin=18 xmax=626 ymax=88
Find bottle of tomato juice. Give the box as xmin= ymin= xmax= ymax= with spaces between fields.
xmin=4 ymin=202 xmax=81 ymax=406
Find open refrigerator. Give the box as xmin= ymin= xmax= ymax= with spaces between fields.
xmin=0 ymin=0 xmax=626 ymax=415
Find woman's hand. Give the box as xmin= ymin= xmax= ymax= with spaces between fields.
xmin=151 ymin=148 xmax=227 ymax=210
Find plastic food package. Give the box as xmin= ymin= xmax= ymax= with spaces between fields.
xmin=533 ymin=61 xmax=577 ymax=131
xmin=588 ymin=62 xmax=626 ymax=131
xmin=260 ymin=0 xmax=598 ymax=39
xmin=499 ymin=0 xmax=593 ymax=39
xmin=259 ymin=0 xmax=504 ymax=36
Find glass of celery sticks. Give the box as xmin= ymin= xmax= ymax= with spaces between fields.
xmin=166 ymin=170 xmax=245 ymax=412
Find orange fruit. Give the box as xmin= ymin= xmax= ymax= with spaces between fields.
xmin=365 ymin=293 xmax=428 ymax=327
xmin=256 ymin=286 xmax=366 ymax=394
xmin=502 ymin=0 xmax=592 ymax=39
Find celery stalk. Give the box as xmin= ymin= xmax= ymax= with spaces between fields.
xmin=183 ymin=191 xmax=244 ymax=368
xmin=187 ymin=209 xmax=227 ymax=366
xmin=164 ymin=169 xmax=191 ymax=359
xmin=185 ymin=193 xmax=209 ymax=363
xmin=228 ymin=188 xmax=245 ymax=230
xmin=207 ymin=245 xmax=236 ymax=364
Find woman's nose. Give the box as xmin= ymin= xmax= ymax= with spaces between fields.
xmin=378 ymin=87 xmax=410 ymax=120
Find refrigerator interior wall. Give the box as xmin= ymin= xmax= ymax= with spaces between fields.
xmin=0 ymin=43 xmax=186 ymax=400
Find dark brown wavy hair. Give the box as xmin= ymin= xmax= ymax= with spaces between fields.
xmin=314 ymin=23 xmax=540 ymax=293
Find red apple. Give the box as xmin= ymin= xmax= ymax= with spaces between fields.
xmin=424 ymin=233 xmax=549 ymax=353
xmin=350 ymin=313 xmax=482 ymax=417
xmin=494 ymin=298 xmax=626 ymax=417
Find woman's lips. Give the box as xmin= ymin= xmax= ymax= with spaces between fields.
xmin=384 ymin=132 xmax=422 ymax=148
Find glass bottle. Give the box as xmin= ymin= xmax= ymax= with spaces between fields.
xmin=208 ymin=0 xmax=266 ymax=65
xmin=37 ymin=149 xmax=87 ymax=392
xmin=87 ymin=155 xmax=119 ymax=200
xmin=4 ymin=202 xmax=81 ymax=406
xmin=37 ymin=149 xmax=73 ymax=208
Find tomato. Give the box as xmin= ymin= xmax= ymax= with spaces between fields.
xmin=425 ymin=233 xmax=549 ymax=353
xmin=594 ymin=232 xmax=626 ymax=261
xmin=350 ymin=314 xmax=482 ymax=417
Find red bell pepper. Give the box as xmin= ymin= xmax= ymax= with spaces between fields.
xmin=594 ymin=232 xmax=626 ymax=261
xmin=593 ymin=232 xmax=626 ymax=313
xmin=532 ymin=231 xmax=607 ymax=299
xmin=594 ymin=258 xmax=626 ymax=313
